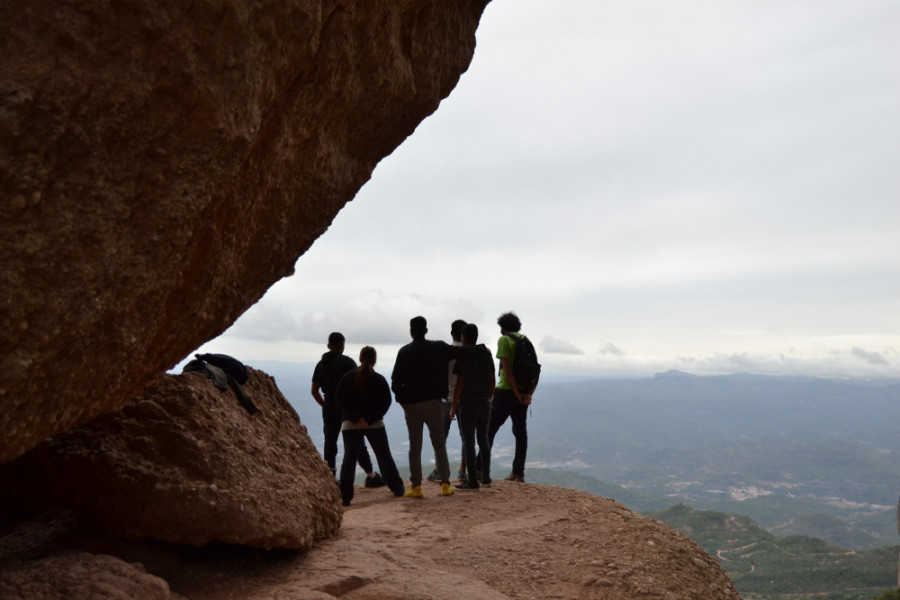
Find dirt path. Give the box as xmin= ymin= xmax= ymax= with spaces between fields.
xmin=162 ymin=480 xmax=740 ymax=600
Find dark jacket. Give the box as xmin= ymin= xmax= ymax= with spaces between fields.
xmin=453 ymin=344 xmax=495 ymax=408
xmin=335 ymin=369 xmax=393 ymax=424
xmin=312 ymin=350 xmax=357 ymax=409
xmin=391 ymin=338 xmax=460 ymax=405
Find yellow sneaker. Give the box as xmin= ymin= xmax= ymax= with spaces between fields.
xmin=403 ymin=485 xmax=424 ymax=498
xmin=440 ymin=482 xmax=454 ymax=496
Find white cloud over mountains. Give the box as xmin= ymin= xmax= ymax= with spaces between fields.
xmin=540 ymin=337 xmax=584 ymax=356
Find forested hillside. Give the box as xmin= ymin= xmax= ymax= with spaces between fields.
xmin=644 ymin=504 xmax=897 ymax=600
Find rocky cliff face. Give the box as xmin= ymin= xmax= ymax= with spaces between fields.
xmin=0 ymin=0 xmax=488 ymax=464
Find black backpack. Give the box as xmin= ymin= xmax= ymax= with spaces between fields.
xmin=195 ymin=353 xmax=249 ymax=384
xmin=505 ymin=334 xmax=541 ymax=392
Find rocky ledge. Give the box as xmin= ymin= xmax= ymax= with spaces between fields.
xmin=1 ymin=481 xmax=741 ymax=600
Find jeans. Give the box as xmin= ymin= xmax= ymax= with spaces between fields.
xmin=459 ymin=399 xmax=490 ymax=486
xmin=487 ymin=388 xmax=528 ymax=477
xmin=339 ymin=427 xmax=405 ymax=505
xmin=441 ymin=400 xmax=464 ymax=472
xmin=403 ymin=399 xmax=450 ymax=486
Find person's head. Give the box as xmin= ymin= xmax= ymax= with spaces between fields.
xmin=497 ymin=312 xmax=521 ymax=334
xmin=462 ymin=323 xmax=478 ymax=346
xmin=327 ymin=331 xmax=345 ymax=352
xmin=359 ymin=345 xmax=377 ymax=367
xmin=410 ymin=316 xmax=427 ymax=338
xmin=451 ymin=319 xmax=467 ymax=341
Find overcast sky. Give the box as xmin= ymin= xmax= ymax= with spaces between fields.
xmin=192 ymin=1 xmax=900 ymax=379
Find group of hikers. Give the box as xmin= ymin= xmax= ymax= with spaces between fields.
xmin=310 ymin=312 xmax=540 ymax=507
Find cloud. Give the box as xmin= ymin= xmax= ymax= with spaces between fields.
xmin=851 ymin=347 xmax=889 ymax=366
xmin=664 ymin=348 xmax=899 ymax=379
xmin=225 ymin=290 xmax=483 ymax=346
xmin=540 ymin=336 xmax=584 ymax=355
xmin=599 ymin=343 xmax=626 ymax=357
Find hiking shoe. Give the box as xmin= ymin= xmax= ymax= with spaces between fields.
xmin=440 ymin=482 xmax=454 ymax=496
xmin=455 ymin=481 xmax=479 ymax=491
xmin=504 ymin=473 xmax=525 ymax=483
xmin=364 ymin=473 xmax=386 ymax=488
xmin=456 ymin=471 xmax=467 ymax=482
xmin=426 ymin=470 xmax=441 ymax=482
xmin=403 ymin=485 xmax=424 ymax=498
xmin=481 ymin=479 xmax=492 ymax=487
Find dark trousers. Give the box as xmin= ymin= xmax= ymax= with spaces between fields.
xmin=339 ymin=427 xmax=405 ymax=505
xmin=459 ymin=400 xmax=490 ymax=486
xmin=439 ymin=400 xmax=466 ymax=474
xmin=442 ymin=400 xmax=453 ymax=439
xmin=323 ymin=408 xmax=373 ymax=475
xmin=487 ymin=388 xmax=528 ymax=477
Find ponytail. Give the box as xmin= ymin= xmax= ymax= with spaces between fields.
xmin=354 ymin=346 xmax=377 ymax=395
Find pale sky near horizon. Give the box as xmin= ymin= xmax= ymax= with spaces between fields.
xmin=191 ymin=0 xmax=900 ymax=379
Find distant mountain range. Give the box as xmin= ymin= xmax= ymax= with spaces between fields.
xmin=521 ymin=371 xmax=900 ymax=548
xmin=251 ymin=361 xmax=900 ymax=552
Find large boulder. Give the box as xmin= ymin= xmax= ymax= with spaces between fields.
xmin=0 ymin=0 xmax=490 ymax=463
xmin=6 ymin=367 xmax=341 ymax=550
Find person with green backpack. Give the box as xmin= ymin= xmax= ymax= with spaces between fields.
xmin=486 ymin=312 xmax=541 ymax=483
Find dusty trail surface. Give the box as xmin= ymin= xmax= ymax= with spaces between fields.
xmin=158 ymin=480 xmax=739 ymax=600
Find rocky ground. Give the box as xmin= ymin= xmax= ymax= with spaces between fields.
xmin=1 ymin=479 xmax=741 ymax=600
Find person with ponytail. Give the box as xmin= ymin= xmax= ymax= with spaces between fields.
xmin=334 ymin=346 xmax=406 ymax=506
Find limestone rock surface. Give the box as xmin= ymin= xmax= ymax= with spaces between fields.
xmin=0 ymin=0 xmax=489 ymax=463
xmin=9 ymin=367 xmax=341 ymax=550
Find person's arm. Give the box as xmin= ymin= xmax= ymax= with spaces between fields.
xmin=500 ymin=356 xmax=524 ymax=403
xmin=522 ymin=374 xmax=538 ymax=405
xmin=390 ymin=353 xmax=404 ymax=401
xmin=450 ymin=373 xmax=465 ymax=420
xmin=368 ymin=375 xmax=392 ymax=422
xmin=488 ymin=352 xmax=496 ymax=399
xmin=311 ymin=381 xmax=324 ymax=407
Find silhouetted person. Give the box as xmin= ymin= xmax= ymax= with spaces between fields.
xmin=451 ymin=323 xmax=495 ymax=490
xmin=427 ymin=319 xmax=467 ymax=482
xmin=487 ymin=312 xmax=539 ymax=482
xmin=391 ymin=316 xmax=460 ymax=497
xmin=335 ymin=346 xmax=406 ymax=506
xmin=311 ymin=332 xmax=384 ymax=487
